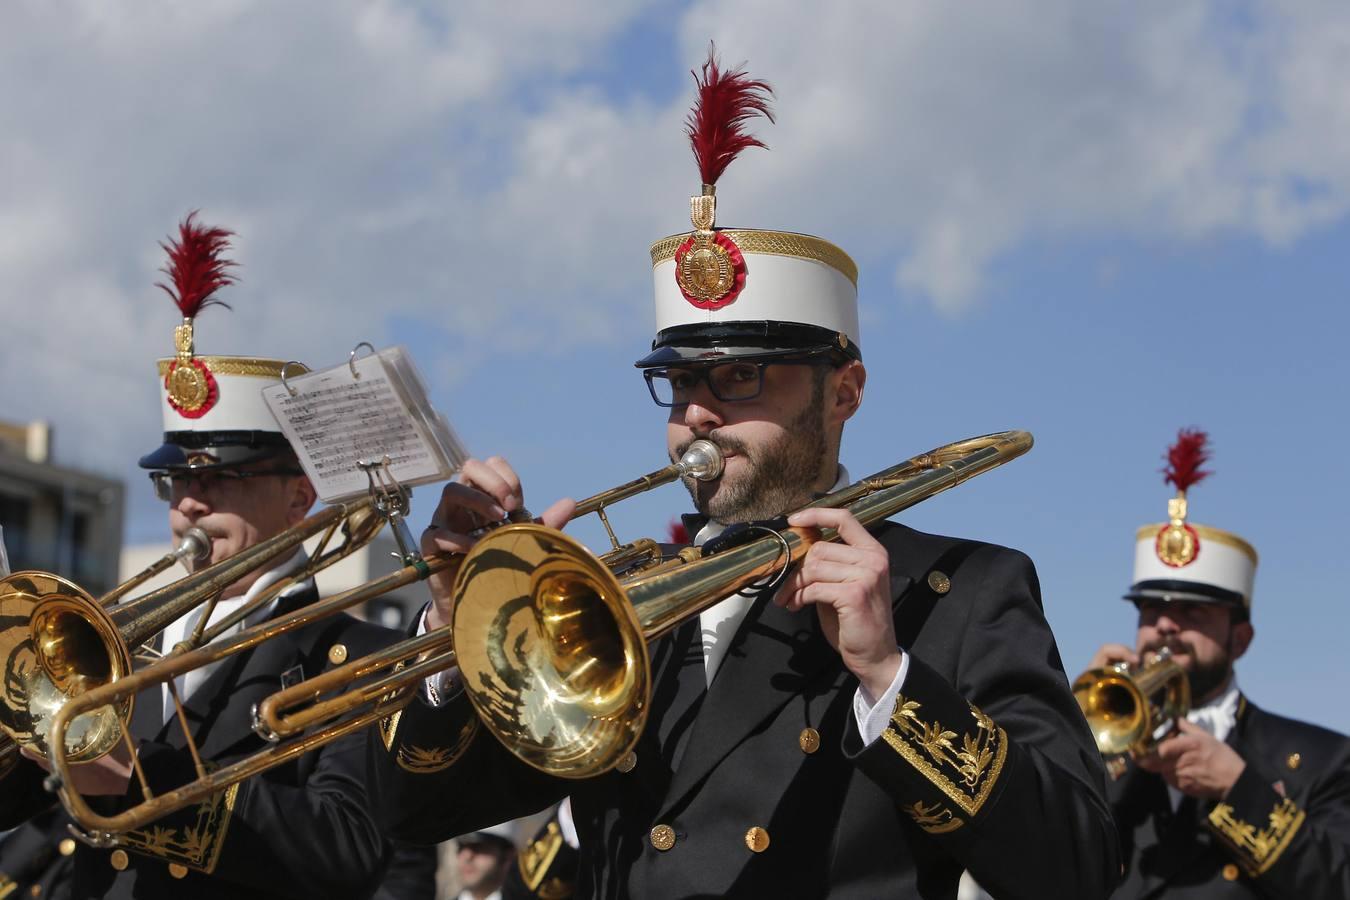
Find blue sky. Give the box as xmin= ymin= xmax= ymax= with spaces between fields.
xmin=2 ymin=1 xmax=1348 ymax=733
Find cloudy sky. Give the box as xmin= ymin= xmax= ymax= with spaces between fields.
xmin=3 ymin=0 xmax=1349 ymax=732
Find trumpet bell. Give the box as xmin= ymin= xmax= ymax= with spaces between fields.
xmin=1072 ymin=655 xmax=1190 ymax=761
xmin=452 ymin=524 xmax=648 ymax=778
xmin=0 ymin=572 xmax=133 ymax=761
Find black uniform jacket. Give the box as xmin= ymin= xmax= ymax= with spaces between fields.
xmin=371 ymin=521 xmax=1121 ymax=899
xmin=0 ymin=583 xmax=411 ymax=900
xmin=1110 ymin=695 xmax=1350 ymax=899
xmin=0 ymin=807 xmax=74 ymax=899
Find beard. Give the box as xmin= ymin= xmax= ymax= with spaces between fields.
xmin=675 ymin=385 xmax=829 ymax=525
xmin=1141 ymin=635 xmax=1233 ymax=701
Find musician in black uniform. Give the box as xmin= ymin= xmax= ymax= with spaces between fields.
xmin=0 ymin=215 xmax=435 ymax=899
xmin=369 ymin=53 xmax=1120 ymax=899
xmin=1091 ymin=432 xmax=1350 ymax=899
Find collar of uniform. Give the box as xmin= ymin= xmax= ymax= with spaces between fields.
xmin=1186 ymin=677 xmax=1240 ymax=743
xmin=692 ymin=465 xmax=849 ymax=684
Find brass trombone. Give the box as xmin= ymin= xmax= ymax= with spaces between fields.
xmin=1073 ymin=648 xmax=1190 ymax=779
xmin=0 ymin=500 xmax=382 ymax=772
xmin=47 ymin=441 xmax=723 ymax=838
xmin=450 ymin=430 xmax=1033 ymax=777
xmin=252 ymin=438 xmax=723 ymax=741
xmin=0 ymin=528 xmax=211 ymax=779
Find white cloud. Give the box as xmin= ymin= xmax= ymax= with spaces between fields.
xmin=2 ymin=0 xmax=1349 ymax=538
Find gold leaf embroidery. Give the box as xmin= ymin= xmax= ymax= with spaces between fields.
xmin=118 ymin=782 xmax=239 ymax=874
xmin=1208 ymin=797 xmax=1306 ymax=875
xmin=396 ymin=717 xmax=479 ymax=774
xmin=902 ymin=800 xmax=964 ymax=834
xmin=881 ymin=693 xmax=1007 ymax=817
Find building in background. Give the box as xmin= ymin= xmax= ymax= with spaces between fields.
xmin=0 ymin=420 xmax=124 ymax=594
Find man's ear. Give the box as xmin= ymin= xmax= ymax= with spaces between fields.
xmin=1229 ymin=619 xmax=1254 ymax=662
xmin=830 ymin=360 xmax=866 ymax=425
xmin=287 ymin=475 xmax=318 ymax=526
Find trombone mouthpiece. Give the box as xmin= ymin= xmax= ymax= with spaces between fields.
xmin=177 ymin=527 xmax=212 ymax=564
xmin=678 ymin=439 xmax=724 ymax=482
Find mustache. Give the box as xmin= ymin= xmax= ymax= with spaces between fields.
xmin=1140 ymin=637 xmax=1194 ymax=660
xmin=674 ymin=432 xmax=749 ymax=463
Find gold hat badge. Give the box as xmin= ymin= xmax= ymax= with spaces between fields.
xmin=156 ymin=212 xmax=237 ymax=418
xmin=674 ymin=47 xmax=774 ymax=310
xmin=1155 ymin=428 xmax=1212 ymax=567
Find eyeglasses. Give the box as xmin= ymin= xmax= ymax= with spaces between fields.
xmin=150 ymin=468 xmax=303 ymax=503
xmin=643 ymin=356 xmax=833 ymax=408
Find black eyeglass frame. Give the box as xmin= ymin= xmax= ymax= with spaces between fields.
xmin=642 ymin=350 xmax=840 ymax=409
xmin=149 ymin=467 xmax=305 ymax=503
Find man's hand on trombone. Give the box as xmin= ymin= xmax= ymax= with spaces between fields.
xmin=421 ymin=456 xmax=575 ymax=631
xmin=21 ymin=740 xmax=134 ymax=797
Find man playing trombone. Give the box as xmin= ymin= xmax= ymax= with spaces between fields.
xmin=0 ymin=216 xmax=434 ymax=899
xmin=370 ymin=52 xmax=1119 ymax=899
xmin=1086 ymin=432 xmax=1350 ymax=898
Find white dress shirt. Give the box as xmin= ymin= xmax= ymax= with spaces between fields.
xmin=158 ymin=547 xmax=311 ymax=724
xmin=690 ymin=466 xmax=909 ymax=746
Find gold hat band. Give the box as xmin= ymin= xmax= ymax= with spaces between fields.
xmin=156 ymin=357 xmax=308 ymax=379
xmin=650 ymin=229 xmax=858 ymax=287
xmin=1135 ymin=522 xmax=1258 ymax=566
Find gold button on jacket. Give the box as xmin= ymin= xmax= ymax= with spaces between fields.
xmin=650 ymin=824 xmax=676 ymax=851
xmin=799 ymin=727 xmax=821 ymax=754
xmin=745 ymin=827 xmax=770 ymax=853
xmin=109 ymin=850 xmax=129 ymax=871
xmin=927 ymin=571 xmax=951 ymax=594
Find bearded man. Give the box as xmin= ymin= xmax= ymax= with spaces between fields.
xmin=368 ymin=52 xmax=1119 ymax=900
xmin=1090 ymin=430 xmax=1350 ymax=899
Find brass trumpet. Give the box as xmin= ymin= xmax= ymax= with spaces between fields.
xmin=1072 ymin=648 xmax=1190 ymax=779
xmin=48 ymin=441 xmax=723 ymax=838
xmin=451 ymin=430 xmax=1033 ymax=778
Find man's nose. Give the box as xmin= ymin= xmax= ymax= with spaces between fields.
xmin=175 ymin=491 xmax=211 ymax=518
xmin=680 ymin=388 xmax=724 ymax=434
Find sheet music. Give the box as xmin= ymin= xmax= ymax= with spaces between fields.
xmin=262 ymin=347 xmax=467 ymax=502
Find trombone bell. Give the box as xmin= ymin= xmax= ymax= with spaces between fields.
xmin=452 ymin=526 xmax=647 ymax=778
xmin=0 ymin=573 xmax=133 ymax=762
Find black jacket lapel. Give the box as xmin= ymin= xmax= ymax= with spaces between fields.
xmin=660 ymin=592 xmax=834 ymax=812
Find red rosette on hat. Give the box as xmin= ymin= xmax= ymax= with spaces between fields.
xmin=674 ymin=231 xmax=747 ymax=310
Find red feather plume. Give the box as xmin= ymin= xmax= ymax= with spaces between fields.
xmin=1162 ymin=428 xmax=1212 ymax=493
xmin=667 ymin=519 xmax=690 ymax=546
xmin=685 ymin=45 xmax=775 ymax=186
xmin=155 ymin=211 xmax=237 ymax=317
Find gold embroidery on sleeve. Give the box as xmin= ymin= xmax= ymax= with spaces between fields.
xmin=396 ymin=717 xmax=478 ymax=774
xmin=903 ymin=800 xmax=965 ymax=834
xmin=519 ymin=821 xmax=565 ymax=890
xmin=1207 ymin=797 xmax=1306 ymax=875
xmin=880 ymin=694 xmax=1007 ymax=816
xmin=119 ymin=782 xmax=239 ymax=874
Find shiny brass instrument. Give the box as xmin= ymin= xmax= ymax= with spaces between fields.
xmin=0 ymin=501 xmax=381 ymax=770
xmin=1073 ymin=648 xmax=1190 ymax=778
xmin=99 ymin=527 xmax=212 ymax=607
xmin=0 ymin=529 xmax=212 ymax=778
xmin=452 ymin=430 xmax=1033 ymax=778
xmin=251 ymin=439 xmax=723 ymax=742
xmin=48 ymin=441 xmax=723 ymax=839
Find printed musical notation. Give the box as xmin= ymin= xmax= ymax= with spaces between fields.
xmin=263 ymin=347 xmax=467 ymax=502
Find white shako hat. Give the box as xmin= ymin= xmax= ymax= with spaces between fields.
xmin=636 ymin=49 xmax=860 ymax=369
xmin=1124 ymin=429 xmax=1258 ymax=619
xmin=138 ymin=213 xmax=307 ymax=472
